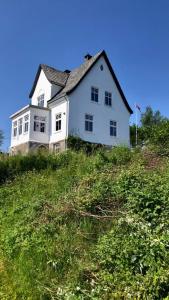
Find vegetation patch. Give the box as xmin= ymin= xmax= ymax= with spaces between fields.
xmin=0 ymin=146 xmax=169 ymax=299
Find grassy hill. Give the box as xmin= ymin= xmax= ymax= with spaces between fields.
xmin=0 ymin=147 xmax=169 ymax=299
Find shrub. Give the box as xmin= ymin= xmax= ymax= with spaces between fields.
xmin=67 ymin=135 xmax=104 ymax=154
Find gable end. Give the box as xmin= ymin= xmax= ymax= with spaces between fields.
xmin=67 ymin=51 xmax=133 ymax=114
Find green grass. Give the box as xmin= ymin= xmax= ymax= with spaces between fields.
xmin=0 ymin=147 xmax=169 ymax=299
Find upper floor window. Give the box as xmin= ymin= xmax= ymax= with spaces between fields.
xmin=13 ymin=121 xmax=17 ymax=137
xmin=34 ymin=115 xmax=46 ymax=133
xmin=110 ymin=120 xmax=117 ymax=137
xmin=105 ymin=92 xmax=112 ymax=106
xmin=91 ymin=87 xmax=98 ymax=102
xmin=56 ymin=113 xmax=62 ymax=131
xmin=18 ymin=118 xmax=23 ymax=135
xmin=37 ymin=94 xmax=44 ymax=107
xmin=85 ymin=114 xmax=93 ymax=132
xmin=24 ymin=114 xmax=29 ymax=133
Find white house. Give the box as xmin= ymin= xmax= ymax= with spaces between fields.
xmin=10 ymin=50 xmax=133 ymax=154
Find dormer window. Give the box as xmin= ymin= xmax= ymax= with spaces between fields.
xmin=37 ymin=94 xmax=44 ymax=107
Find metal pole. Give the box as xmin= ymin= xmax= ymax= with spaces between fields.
xmin=135 ymin=103 xmax=138 ymax=146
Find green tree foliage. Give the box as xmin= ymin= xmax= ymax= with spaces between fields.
xmin=140 ymin=106 xmax=167 ymax=127
xmin=130 ymin=106 xmax=168 ymax=148
xmin=149 ymin=120 xmax=169 ymax=155
xmin=0 ymin=130 xmax=4 ymax=147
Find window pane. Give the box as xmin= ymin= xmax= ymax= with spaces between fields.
xmin=89 ymin=122 xmax=93 ymax=131
xmin=38 ymin=94 xmax=44 ymax=107
xmin=40 ymin=123 xmax=45 ymax=132
xmin=24 ymin=122 xmax=28 ymax=132
xmin=110 ymin=120 xmax=117 ymax=136
xmin=91 ymin=87 xmax=98 ymax=102
xmin=34 ymin=121 xmax=38 ymax=131
xmin=56 ymin=120 xmax=61 ymax=131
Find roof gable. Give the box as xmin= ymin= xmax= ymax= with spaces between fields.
xmin=29 ymin=64 xmax=69 ymax=98
xmin=29 ymin=51 xmax=133 ymax=114
xmin=49 ymin=51 xmax=133 ymax=114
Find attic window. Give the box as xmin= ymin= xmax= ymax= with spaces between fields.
xmin=100 ymin=65 xmax=103 ymax=71
xmin=37 ymin=94 xmax=44 ymax=107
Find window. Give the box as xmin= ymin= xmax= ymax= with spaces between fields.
xmin=13 ymin=121 xmax=17 ymax=137
xmin=85 ymin=114 xmax=93 ymax=132
xmin=34 ymin=116 xmax=46 ymax=133
xmin=56 ymin=113 xmax=62 ymax=131
xmin=105 ymin=92 xmax=112 ymax=106
xmin=37 ymin=94 xmax=44 ymax=107
xmin=110 ymin=120 xmax=117 ymax=137
xmin=53 ymin=143 xmax=60 ymax=153
xmin=91 ymin=87 xmax=98 ymax=102
xmin=100 ymin=65 xmax=104 ymax=71
xmin=18 ymin=118 xmax=23 ymax=135
xmin=24 ymin=114 xmax=29 ymax=133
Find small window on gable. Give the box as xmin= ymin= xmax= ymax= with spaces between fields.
xmin=110 ymin=120 xmax=117 ymax=137
xmin=13 ymin=121 xmax=17 ymax=137
xmin=37 ymin=94 xmax=45 ymax=107
xmin=105 ymin=92 xmax=112 ymax=106
xmin=56 ymin=113 xmax=62 ymax=131
xmin=91 ymin=87 xmax=98 ymax=102
xmin=85 ymin=114 xmax=93 ymax=132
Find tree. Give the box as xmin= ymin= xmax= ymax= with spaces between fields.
xmin=149 ymin=120 xmax=169 ymax=155
xmin=130 ymin=106 xmax=168 ymax=147
xmin=0 ymin=130 xmax=4 ymax=147
xmin=141 ymin=106 xmax=167 ymax=127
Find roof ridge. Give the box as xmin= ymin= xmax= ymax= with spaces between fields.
xmin=40 ymin=64 xmax=66 ymax=74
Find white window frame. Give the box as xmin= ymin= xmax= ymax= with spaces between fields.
xmin=110 ymin=120 xmax=117 ymax=137
xmin=91 ymin=87 xmax=99 ymax=103
xmin=105 ymin=91 xmax=112 ymax=106
xmin=85 ymin=114 xmax=93 ymax=132
xmin=34 ymin=115 xmax=46 ymax=133
xmin=13 ymin=120 xmax=17 ymax=138
xmin=18 ymin=118 xmax=23 ymax=135
xmin=37 ymin=94 xmax=45 ymax=107
xmin=24 ymin=114 xmax=29 ymax=134
xmin=55 ymin=113 xmax=62 ymax=132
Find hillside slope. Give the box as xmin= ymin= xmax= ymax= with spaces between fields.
xmin=0 ymin=149 xmax=169 ymax=299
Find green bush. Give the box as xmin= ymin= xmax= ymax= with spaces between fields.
xmin=149 ymin=121 xmax=169 ymax=155
xmin=67 ymin=135 xmax=104 ymax=154
xmin=0 ymin=151 xmax=75 ymax=185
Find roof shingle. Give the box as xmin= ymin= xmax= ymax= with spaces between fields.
xmin=29 ymin=50 xmax=133 ymax=114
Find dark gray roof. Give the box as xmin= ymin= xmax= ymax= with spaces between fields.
xmin=29 ymin=50 xmax=133 ymax=114
xmin=50 ymin=51 xmax=102 ymax=100
xmin=29 ymin=64 xmax=69 ymax=98
xmin=41 ymin=64 xmax=69 ymax=87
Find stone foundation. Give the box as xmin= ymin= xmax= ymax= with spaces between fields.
xmin=10 ymin=142 xmax=49 ymax=155
xmin=10 ymin=140 xmax=67 ymax=155
xmin=49 ymin=139 xmax=67 ymax=153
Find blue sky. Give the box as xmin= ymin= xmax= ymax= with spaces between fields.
xmin=1 ymin=0 xmax=169 ymax=151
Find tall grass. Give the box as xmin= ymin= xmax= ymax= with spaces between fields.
xmin=1 ymin=146 xmax=167 ymax=299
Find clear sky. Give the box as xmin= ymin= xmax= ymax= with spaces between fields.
xmin=1 ymin=0 xmax=169 ymax=151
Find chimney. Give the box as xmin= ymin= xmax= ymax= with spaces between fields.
xmin=84 ymin=53 xmax=92 ymax=61
xmin=64 ymin=69 xmax=71 ymax=74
